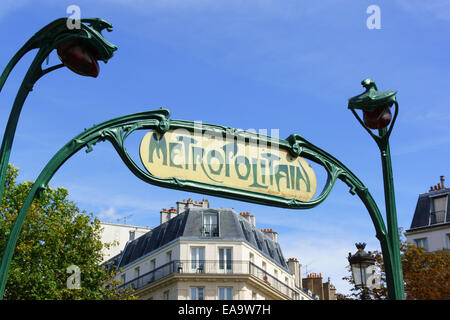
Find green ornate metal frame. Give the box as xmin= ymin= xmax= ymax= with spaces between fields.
xmin=0 ymin=18 xmax=404 ymax=300
xmin=0 ymin=108 xmax=401 ymax=299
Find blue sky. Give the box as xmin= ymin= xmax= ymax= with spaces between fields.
xmin=1 ymin=0 xmax=449 ymax=295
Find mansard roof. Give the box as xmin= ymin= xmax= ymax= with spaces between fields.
xmin=408 ymin=188 xmax=450 ymax=231
xmin=116 ymin=208 xmax=289 ymax=271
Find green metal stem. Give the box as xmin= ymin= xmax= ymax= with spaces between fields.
xmin=378 ymin=127 xmax=404 ymax=300
xmin=0 ymin=47 xmax=54 ymax=204
xmin=0 ymin=17 xmax=117 ymax=207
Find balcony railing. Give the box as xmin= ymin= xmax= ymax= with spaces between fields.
xmin=430 ymin=210 xmax=446 ymax=225
xmin=202 ymin=224 xmax=219 ymax=237
xmin=119 ymin=260 xmax=304 ymax=299
xmin=249 ymin=262 xmax=300 ymax=300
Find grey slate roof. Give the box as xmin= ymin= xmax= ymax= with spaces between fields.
xmin=117 ymin=208 xmax=290 ymax=271
xmin=408 ymin=188 xmax=450 ymax=230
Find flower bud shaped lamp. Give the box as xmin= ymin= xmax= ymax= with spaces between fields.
xmin=0 ymin=17 xmax=117 ymax=203
xmin=348 ymin=78 xmax=398 ymax=131
xmin=57 ymin=39 xmax=100 ymax=77
xmin=347 ymin=80 xmax=405 ymax=300
xmin=0 ymin=18 xmax=117 ymax=299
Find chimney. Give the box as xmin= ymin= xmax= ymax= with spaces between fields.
xmin=240 ymin=211 xmax=255 ymax=227
xmin=302 ymin=273 xmax=324 ymax=300
xmin=177 ymin=198 xmax=210 ymax=213
xmin=160 ymin=208 xmax=169 ymax=224
xmin=262 ymin=228 xmax=278 ymax=242
xmin=160 ymin=207 xmax=178 ymax=224
xmin=177 ymin=199 xmax=187 ymax=214
xmin=287 ymin=258 xmax=301 ymax=288
xmin=201 ymin=199 xmax=210 ymax=208
xmin=441 ymin=175 xmax=445 ymax=189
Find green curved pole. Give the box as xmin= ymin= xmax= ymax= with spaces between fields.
xmin=288 ymin=133 xmax=400 ymax=299
xmin=349 ymin=78 xmax=405 ymax=300
xmin=0 ymin=109 xmax=400 ymax=299
xmin=0 ymin=18 xmax=117 ymax=206
xmin=0 ymin=110 xmax=166 ymax=299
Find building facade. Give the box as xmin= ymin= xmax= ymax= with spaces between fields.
xmin=99 ymin=222 xmax=152 ymax=263
xmin=105 ymin=199 xmax=323 ymax=300
xmin=405 ymin=176 xmax=450 ymax=252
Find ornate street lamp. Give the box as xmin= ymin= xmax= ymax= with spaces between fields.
xmin=348 ymin=78 xmax=396 ymax=130
xmin=348 ymin=79 xmax=404 ymax=300
xmin=0 ymin=18 xmax=117 ymax=208
xmin=348 ymin=243 xmax=376 ymax=300
xmin=0 ymin=18 xmax=117 ymax=206
xmin=0 ymin=18 xmax=117 ymax=299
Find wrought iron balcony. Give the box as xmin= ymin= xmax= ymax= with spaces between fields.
xmin=119 ymin=260 xmax=305 ymax=299
xmin=249 ymin=262 xmax=300 ymax=300
xmin=202 ymin=224 xmax=219 ymax=237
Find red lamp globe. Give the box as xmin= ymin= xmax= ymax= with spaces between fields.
xmin=57 ymin=39 xmax=100 ymax=77
xmin=362 ymin=105 xmax=392 ymax=130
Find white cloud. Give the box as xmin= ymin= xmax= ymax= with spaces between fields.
xmin=98 ymin=206 xmax=121 ymax=221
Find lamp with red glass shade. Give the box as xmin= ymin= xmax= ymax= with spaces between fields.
xmin=57 ymin=39 xmax=100 ymax=77
xmin=348 ymin=78 xmax=397 ymax=130
xmin=346 ymin=79 xmax=404 ymax=299
xmin=0 ymin=18 xmax=117 ymax=299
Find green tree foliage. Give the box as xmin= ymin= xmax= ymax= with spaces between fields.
xmin=340 ymin=230 xmax=450 ymax=300
xmin=0 ymin=164 xmax=136 ymax=300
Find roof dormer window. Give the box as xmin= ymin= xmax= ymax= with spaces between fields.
xmin=430 ymin=195 xmax=447 ymax=225
xmin=203 ymin=213 xmax=218 ymax=237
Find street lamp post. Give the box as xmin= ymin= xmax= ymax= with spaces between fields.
xmin=0 ymin=18 xmax=117 ymax=205
xmin=348 ymin=79 xmax=405 ymax=300
xmin=348 ymin=243 xmax=376 ymax=300
xmin=0 ymin=18 xmax=117 ymax=299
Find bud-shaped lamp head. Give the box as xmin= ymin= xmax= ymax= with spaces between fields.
xmin=348 ymin=79 xmax=397 ymax=130
xmin=53 ymin=18 xmax=117 ymax=78
xmin=57 ymin=39 xmax=99 ymax=77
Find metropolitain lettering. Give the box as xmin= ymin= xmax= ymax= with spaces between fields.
xmin=140 ymin=130 xmax=316 ymax=201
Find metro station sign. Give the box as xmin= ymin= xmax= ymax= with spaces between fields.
xmin=140 ymin=128 xmax=317 ymax=202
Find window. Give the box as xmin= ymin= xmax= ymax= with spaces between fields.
xmin=191 ymin=247 xmax=205 ymax=272
xmin=219 ymin=248 xmax=232 ymax=273
xmin=163 ymin=290 xmax=170 ymax=300
xmin=166 ymin=251 xmax=172 ymax=263
xmin=190 ymin=287 xmax=204 ymax=300
xmin=262 ymin=261 xmax=267 ymax=271
xmin=249 ymin=252 xmax=254 ymax=263
xmin=120 ymin=274 xmax=126 ymax=285
xmin=446 ymin=234 xmax=450 ymax=250
xmin=150 ymin=259 xmax=156 ymax=270
xmin=415 ymin=238 xmax=428 ymax=250
xmin=431 ymin=196 xmax=447 ymax=224
xmin=274 ymin=269 xmax=278 ymax=279
xmin=218 ymin=287 xmax=233 ymax=300
xmin=134 ymin=266 xmax=140 ymax=279
xmin=203 ymin=214 xmax=218 ymax=237
xmin=129 ymin=230 xmax=135 ymax=241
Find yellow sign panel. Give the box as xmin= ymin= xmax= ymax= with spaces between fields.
xmin=139 ymin=130 xmax=317 ymax=201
